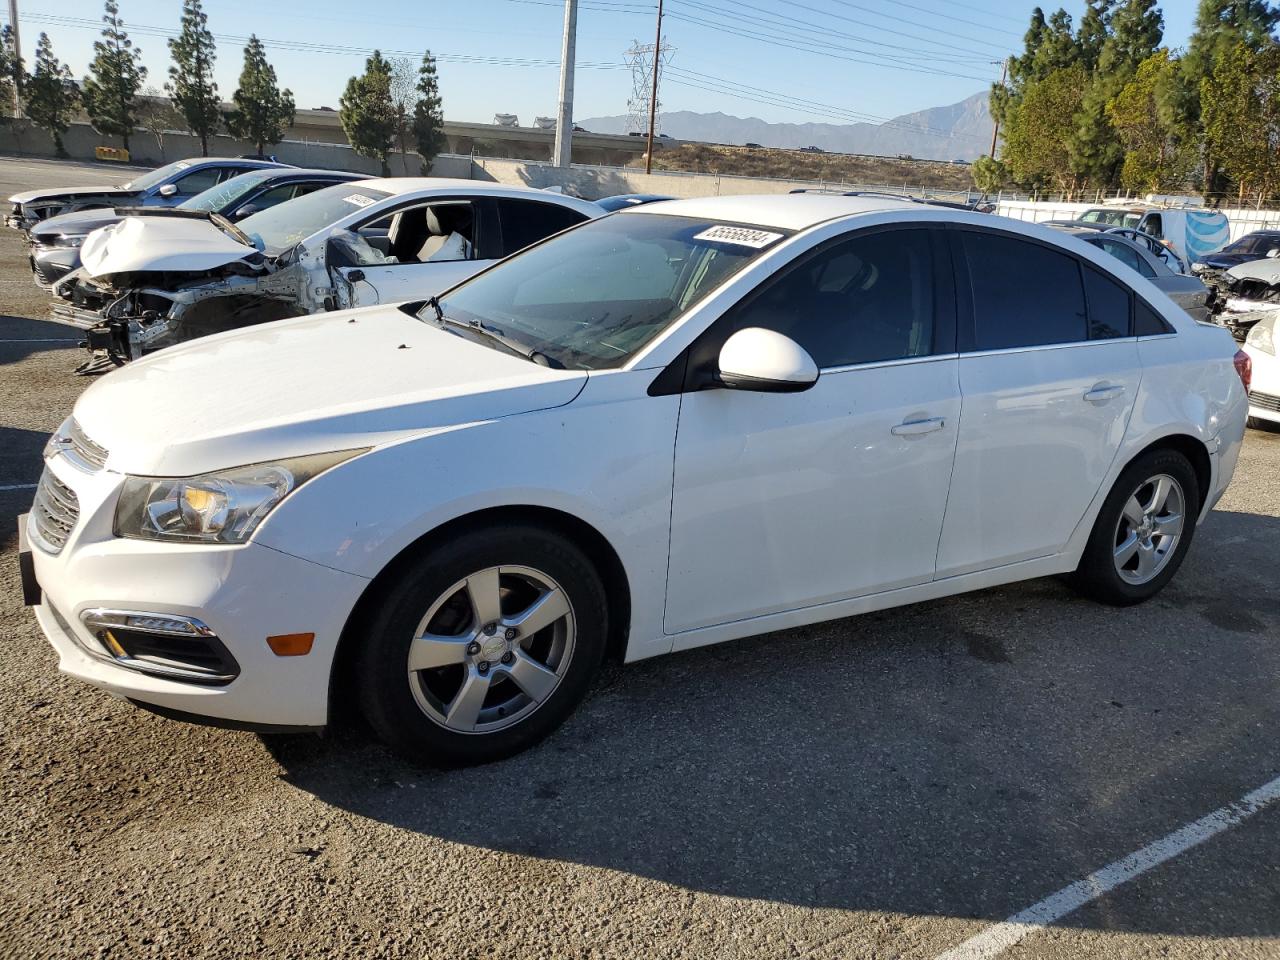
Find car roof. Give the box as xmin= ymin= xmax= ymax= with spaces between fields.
xmin=256 ymin=168 xmax=366 ymax=180
xmin=617 ymin=192 xmax=920 ymax=231
xmin=356 ymin=177 xmax=592 ymax=201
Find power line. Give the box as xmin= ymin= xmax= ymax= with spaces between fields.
xmin=672 ymin=0 xmax=996 ymax=65
xmin=819 ymin=0 xmax=1016 ymax=51
xmin=18 ymin=13 xmax=632 ymax=70
xmin=664 ymin=9 xmax=997 ymax=83
xmin=666 ymin=64 xmax=987 ymax=140
xmin=664 ymin=66 xmax=989 ymax=143
xmin=771 ymin=0 xmax=1009 ymax=58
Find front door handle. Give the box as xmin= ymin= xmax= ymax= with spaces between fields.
xmin=891 ymin=417 xmax=946 ymax=437
xmin=1084 ymin=383 xmax=1126 ymax=403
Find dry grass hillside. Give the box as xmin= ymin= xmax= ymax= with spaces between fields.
xmin=636 ymin=142 xmax=975 ymax=190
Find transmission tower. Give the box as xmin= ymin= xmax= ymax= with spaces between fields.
xmin=624 ymin=38 xmax=673 ymax=135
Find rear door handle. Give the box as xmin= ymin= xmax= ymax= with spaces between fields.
xmin=1084 ymin=384 xmax=1126 ymax=403
xmin=891 ymin=417 xmax=946 ymax=437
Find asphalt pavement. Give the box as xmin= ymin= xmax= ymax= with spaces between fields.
xmin=0 ymin=156 xmax=1278 ymax=960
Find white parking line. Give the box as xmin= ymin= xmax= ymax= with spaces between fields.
xmin=0 ymin=338 xmax=78 ymax=343
xmin=0 ymin=483 xmax=37 ymax=491
xmin=935 ymin=773 xmax=1280 ymax=960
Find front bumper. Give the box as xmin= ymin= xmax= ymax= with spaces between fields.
xmin=1244 ymin=344 xmax=1280 ymax=424
xmin=25 ymin=453 xmax=370 ymax=729
xmin=30 ymin=245 xmax=80 ymax=290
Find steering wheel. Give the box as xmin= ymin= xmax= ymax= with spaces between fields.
xmin=1105 ymin=228 xmax=1188 ymax=274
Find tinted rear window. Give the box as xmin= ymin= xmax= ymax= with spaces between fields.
xmin=1083 ymin=266 xmax=1130 ymax=339
xmin=961 ymin=232 xmax=1086 ymax=350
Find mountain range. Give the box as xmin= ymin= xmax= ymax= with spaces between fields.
xmin=580 ymin=91 xmax=993 ymax=162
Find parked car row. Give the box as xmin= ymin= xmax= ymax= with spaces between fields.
xmin=14 ymin=160 xmax=606 ymax=373
xmin=18 ymin=182 xmax=1250 ymax=766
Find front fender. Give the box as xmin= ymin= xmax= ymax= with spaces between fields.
xmin=253 ymin=374 xmax=680 ymax=661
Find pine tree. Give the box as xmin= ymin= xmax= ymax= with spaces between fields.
xmin=0 ymin=26 xmax=20 ymax=118
xmin=81 ymin=0 xmax=147 ymax=152
xmin=1173 ymin=0 xmax=1280 ymax=192
xmin=339 ymin=51 xmax=396 ymax=175
xmin=971 ymin=155 xmax=1007 ymax=195
xmin=225 ymin=36 xmax=295 ymax=155
xmin=1071 ymin=0 xmax=1164 ymax=189
xmin=1076 ymin=0 xmax=1114 ymax=72
xmin=1107 ymin=50 xmax=1195 ymax=191
xmin=1201 ymin=41 xmax=1280 ymax=201
xmin=1003 ymin=62 xmax=1090 ymax=194
xmin=413 ymin=51 xmax=445 ymax=168
xmin=24 ymin=34 xmax=79 ymax=157
xmin=167 ymin=0 xmax=220 ymax=155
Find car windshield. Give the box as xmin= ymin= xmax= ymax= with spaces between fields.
xmin=237 ymin=184 xmax=392 ymax=254
xmin=1080 ymin=208 xmax=1129 ymax=226
xmin=427 ymin=213 xmax=789 ymax=370
xmin=180 ymin=170 xmax=276 ymax=213
xmin=121 ymin=159 xmax=196 ymax=192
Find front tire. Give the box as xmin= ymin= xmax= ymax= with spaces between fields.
xmin=354 ymin=524 xmax=608 ymax=766
xmin=1070 ymin=449 xmax=1200 ymax=606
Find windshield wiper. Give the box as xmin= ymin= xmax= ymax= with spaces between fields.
xmin=425 ymin=298 xmax=562 ymax=368
xmin=210 ymin=212 xmax=254 ymax=247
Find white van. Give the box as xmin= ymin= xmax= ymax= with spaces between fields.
xmin=1137 ymin=207 xmax=1230 ymax=265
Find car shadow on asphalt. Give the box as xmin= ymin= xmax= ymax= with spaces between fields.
xmin=0 ymin=313 xmax=82 ymax=367
xmin=265 ymin=508 xmax=1280 ymax=938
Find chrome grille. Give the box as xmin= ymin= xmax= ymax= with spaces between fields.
xmin=66 ymin=419 xmax=108 ymax=470
xmin=31 ymin=468 xmax=80 ymax=554
xmin=1251 ymin=391 xmax=1280 ymax=413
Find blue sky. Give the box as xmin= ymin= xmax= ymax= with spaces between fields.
xmin=12 ymin=0 xmax=1202 ymax=129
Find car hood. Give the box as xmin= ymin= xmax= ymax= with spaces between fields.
xmin=79 ymin=215 xmax=257 ymax=276
xmin=1226 ymin=258 xmax=1280 ymax=284
xmin=10 ymin=185 xmax=136 ymax=204
xmin=30 ymin=208 xmax=125 ymax=241
xmin=73 ymin=307 xmax=588 ymax=476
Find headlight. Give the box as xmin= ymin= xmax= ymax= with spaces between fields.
xmin=56 ymin=235 xmax=87 ymax=248
xmin=114 ymin=449 xmax=365 ymax=544
xmin=1247 ymin=318 xmax=1276 ymax=356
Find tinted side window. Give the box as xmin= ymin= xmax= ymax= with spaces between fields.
xmin=171 ymin=167 xmax=222 ymax=196
xmin=1094 ymin=238 xmax=1152 ymax=277
xmin=725 ymin=228 xmax=936 ymax=368
xmin=497 ymin=199 xmax=590 ymax=255
xmin=1083 ymin=266 xmax=1131 ymax=339
xmin=1135 ymin=300 xmax=1174 ymax=336
xmin=961 ymin=231 xmax=1086 ymax=350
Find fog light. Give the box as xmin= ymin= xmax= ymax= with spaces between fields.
xmin=79 ymin=609 xmax=239 ymax=684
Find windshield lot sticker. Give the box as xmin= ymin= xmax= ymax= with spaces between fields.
xmin=693 ymin=225 xmax=784 ymax=248
xmin=342 ymin=194 xmax=378 ymax=207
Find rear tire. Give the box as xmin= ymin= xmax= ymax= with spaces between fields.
xmin=354 ymin=524 xmax=607 ymax=766
xmin=1070 ymin=449 xmax=1200 ymax=606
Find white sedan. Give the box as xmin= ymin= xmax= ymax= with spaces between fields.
xmin=23 ymin=194 xmax=1249 ymax=765
xmin=49 ymin=178 xmax=602 ymax=369
xmin=1243 ymin=315 xmax=1279 ymax=428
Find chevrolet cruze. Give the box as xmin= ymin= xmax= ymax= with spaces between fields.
xmin=22 ymin=194 xmax=1250 ymax=765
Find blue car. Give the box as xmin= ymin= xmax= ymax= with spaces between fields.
xmin=6 ymin=157 xmax=288 ymax=233
xmin=1193 ymin=230 xmax=1280 ymax=274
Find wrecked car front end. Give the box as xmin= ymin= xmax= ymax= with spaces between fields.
xmin=1205 ymin=258 xmax=1280 ymax=342
xmin=48 ymin=213 xmax=319 ymax=373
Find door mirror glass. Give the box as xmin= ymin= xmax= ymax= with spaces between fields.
xmin=157 ymin=183 xmax=178 ymax=198
xmin=232 ymin=204 xmax=258 ymax=220
xmin=717 ymin=327 xmax=818 ymax=392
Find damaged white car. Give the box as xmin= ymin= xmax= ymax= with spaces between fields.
xmin=49 ymin=179 xmax=602 ymax=371
xmin=1206 ymin=256 xmax=1280 ymax=342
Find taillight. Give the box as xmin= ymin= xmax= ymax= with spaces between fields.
xmin=1234 ymin=349 xmax=1252 ymax=392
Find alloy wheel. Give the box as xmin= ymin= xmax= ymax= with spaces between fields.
xmin=1112 ymin=473 xmax=1185 ymax=585
xmin=406 ymin=565 xmax=576 ymax=733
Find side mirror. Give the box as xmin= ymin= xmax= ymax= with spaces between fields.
xmin=157 ymin=183 xmax=178 ymax=198
xmin=717 ymin=327 xmax=819 ymax=393
xmin=232 ymin=204 xmax=258 ymax=220
xmin=1267 ymin=248 xmax=1280 ymax=259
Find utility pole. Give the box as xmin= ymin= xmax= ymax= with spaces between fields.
xmin=7 ymin=0 xmax=19 ymax=119
xmin=644 ymin=0 xmax=663 ymax=175
xmin=988 ymin=57 xmax=1008 ymax=159
xmin=552 ymin=0 xmax=577 ymax=168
